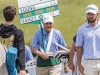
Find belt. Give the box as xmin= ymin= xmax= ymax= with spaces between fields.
xmin=85 ymin=58 xmax=100 ymax=60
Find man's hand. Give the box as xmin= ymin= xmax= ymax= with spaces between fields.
xmin=20 ymin=70 xmax=26 ymax=75
xmin=40 ymin=52 xmax=49 ymax=60
xmin=78 ymin=64 xmax=85 ymax=75
xmin=64 ymin=63 xmax=69 ymax=73
xmin=69 ymin=62 xmax=75 ymax=72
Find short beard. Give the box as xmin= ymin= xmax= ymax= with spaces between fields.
xmin=87 ymin=17 xmax=97 ymax=23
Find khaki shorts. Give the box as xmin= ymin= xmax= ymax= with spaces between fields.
xmin=36 ymin=63 xmax=62 ymax=75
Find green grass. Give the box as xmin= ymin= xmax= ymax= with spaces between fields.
xmin=0 ymin=0 xmax=100 ymax=47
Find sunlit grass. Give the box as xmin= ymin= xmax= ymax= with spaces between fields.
xmin=0 ymin=0 xmax=100 ymax=47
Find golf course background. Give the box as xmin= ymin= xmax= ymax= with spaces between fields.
xmin=0 ymin=0 xmax=100 ymax=48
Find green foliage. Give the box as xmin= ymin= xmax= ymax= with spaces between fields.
xmin=0 ymin=0 xmax=100 ymax=47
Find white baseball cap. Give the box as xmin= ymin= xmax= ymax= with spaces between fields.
xmin=43 ymin=15 xmax=54 ymax=23
xmin=86 ymin=4 xmax=98 ymax=14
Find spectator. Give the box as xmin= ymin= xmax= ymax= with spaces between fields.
xmin=0 ymin=6 xmax=26 ymax=75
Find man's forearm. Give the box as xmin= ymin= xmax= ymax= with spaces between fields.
xmin=76 ymin=46 xmax=82 ymax=65
xmin=30 ymin=47 xmax=42 ymax=56
xmin=69 ymin=50 xmax=74 ymax=63
xmin=69 ymin=42 xmax=76 ymax=63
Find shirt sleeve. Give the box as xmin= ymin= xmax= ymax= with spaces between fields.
xmin=31 ymin=31 xmax=39 ymax=48
xmin=17 ymin=30 xmax=25 ymax=70
xmin=25 ymin=45 xmax=33 ymax=61
xmin=76 ymin=28 xmax=84 ymax=47
xmin=58 ymin=32 xmax=66 ymax=47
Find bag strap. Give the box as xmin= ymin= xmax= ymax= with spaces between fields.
xmin=2 ymin=44 xmax=7 ymax=52
xmin=41 ymin=25 xmax=46 ymax=52
xmin=40 ymin=28 xmax=53 ymax=53
xmin=46 ymin=28 xmax=53 ymax=52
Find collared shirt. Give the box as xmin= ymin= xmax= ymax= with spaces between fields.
xmin=31 ymin=28 xmax=66 ymax=53
xmin=25 ymin=45 xmax=33 ymax=62
xmin=76 ymin=20 xmax=100 ymax=59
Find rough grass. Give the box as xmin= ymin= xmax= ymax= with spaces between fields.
xmin=0 ymin=0 xmax=100 ymax=47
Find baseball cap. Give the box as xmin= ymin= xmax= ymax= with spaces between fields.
xmin=86 ymin=4 xmax=98 ymax=14
xmin=43 ymin=15 xmax=54 ymax=23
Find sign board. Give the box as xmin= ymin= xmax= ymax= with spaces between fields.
xmin=18 ymin=0 xmax=59 ymax=24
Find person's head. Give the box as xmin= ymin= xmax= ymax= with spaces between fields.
xmin=85 ymin=4 xmax=99 ymax=23
xmin=43 ymin=15 xmax=54 ymax=33
xmin=3 ymin=6 xmax=16 ymax=21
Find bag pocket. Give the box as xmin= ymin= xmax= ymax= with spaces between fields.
xmin=6 ymin=46 xmax=18 ymax=75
